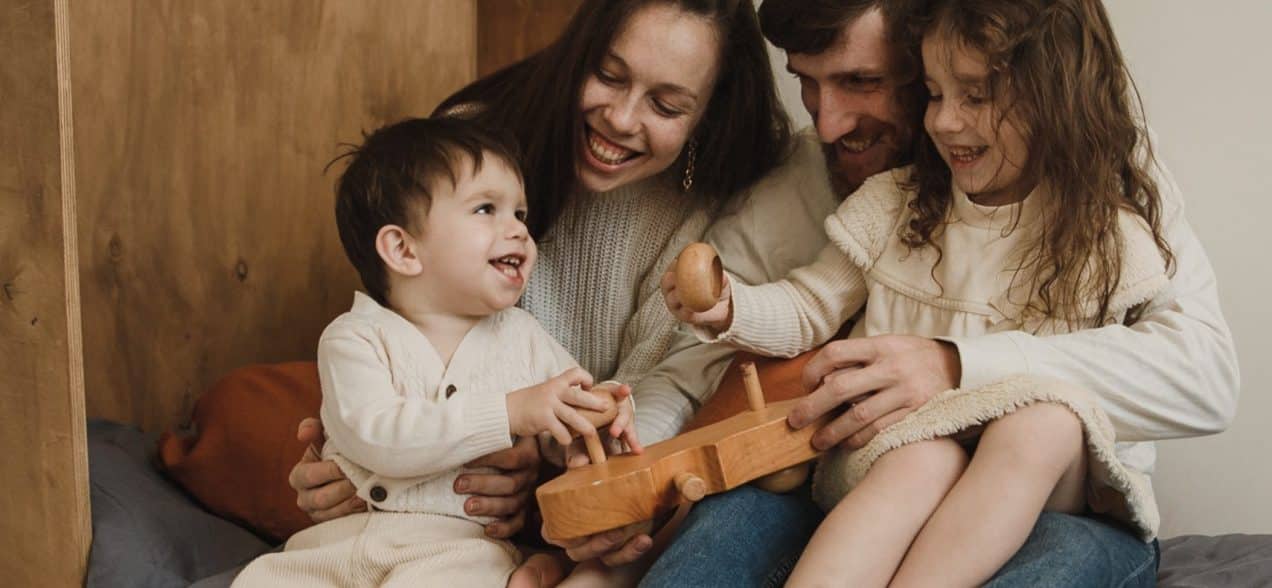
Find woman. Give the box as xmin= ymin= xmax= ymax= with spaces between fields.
xmin=289 ymin=0 xmax=792 ymax=579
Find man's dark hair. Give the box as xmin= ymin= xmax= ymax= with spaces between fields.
xmin=758 ymin=0 xmax=882 ymax=55
xmin=331 ymin=117 xmax=523 ymax=306
xmin=758 ymin=0 xmax=920 ymax=80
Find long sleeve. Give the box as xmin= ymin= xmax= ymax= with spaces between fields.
xmin=629 ymin=131 xmax=843 ymax=443
xmin=709 ymin=242 xmax=869 ymax=358
xmin=632 ymin=328 xmax=737 ymax=444
xmin=947 ymin=157 xmax=1240 ymax=441
xmin=318 ymin=330 xmax=512 ymax=479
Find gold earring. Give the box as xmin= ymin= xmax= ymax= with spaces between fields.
xmin=682 ymin=139 xmax=697 ymax=192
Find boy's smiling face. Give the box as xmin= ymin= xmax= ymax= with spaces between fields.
xmin=409 ymin=154 xmax=536 ymax=316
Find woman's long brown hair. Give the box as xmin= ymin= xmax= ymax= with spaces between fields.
xmin=904 ymin=0 xmax=1173 ymax=327
xmin=435 ymin=0 xmax=792 ymax=241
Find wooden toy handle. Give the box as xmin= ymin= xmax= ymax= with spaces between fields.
xmin=675 ymin=242 xmax=723 ymax=313
xmin=674 ymin=472 xmax=707 ymax=502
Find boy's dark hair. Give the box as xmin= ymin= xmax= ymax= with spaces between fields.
xmin=332 ymin=117 xmax=523 ymax=306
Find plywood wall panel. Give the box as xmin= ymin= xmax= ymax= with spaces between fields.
xmin=70 ymin=1 xmax=477 ymax=431
xmin=478 ymin=0 xmax=581 ymax=76
xmin=0 ymin=0 xmax=92 ymax=583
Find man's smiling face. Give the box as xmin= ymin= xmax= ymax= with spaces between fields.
xmin=787 ymin=7 xmax=915 ymax=194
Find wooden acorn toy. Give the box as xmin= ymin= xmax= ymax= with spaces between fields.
xmin=674 ymin=242 xmax=812 ymax=493
xmin=536 ymin=361 xmax=827 ymax=542
xmin=675 ymin=242 xmax=724 ymax=313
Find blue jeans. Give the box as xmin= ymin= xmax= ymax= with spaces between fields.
xmin=640 ymin=485 xmax=1159 ymax=587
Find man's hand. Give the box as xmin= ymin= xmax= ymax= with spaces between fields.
xmin=290 ymin=418 xmax=365 ymax=523
xmin=457 ymin=435 xmax=542 ymax=539
xmin=790 ymin=335 xmax=961 ymax=450
xmin=548 ymin=520 xmax=655 ymax=567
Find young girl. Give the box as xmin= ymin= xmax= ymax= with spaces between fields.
xmin=663 ymin=0 xmax=1172 ymax=585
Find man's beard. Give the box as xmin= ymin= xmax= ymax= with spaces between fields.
xmin=822 ymin=143 xmax=865 ymax=197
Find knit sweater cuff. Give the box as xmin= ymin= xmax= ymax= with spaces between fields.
xmin=940 ymin=331 xmax=1031 ymax=390
xmin=706 ymin=281 xmax=808 ymax=358
xmin=464 ymin=389 xmax=513 ymax=456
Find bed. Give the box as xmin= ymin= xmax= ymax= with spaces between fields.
xmin=86 ymin=420 xmax=1272 ymax=587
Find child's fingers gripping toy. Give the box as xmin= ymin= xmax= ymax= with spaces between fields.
xmin=576 ymin=382 xmax=622 ymax=464
xmin=536 ymin=361 xmax=828 ymax=542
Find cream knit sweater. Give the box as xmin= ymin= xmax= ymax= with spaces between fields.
xmin=520 ymin=175 xmax=711 ymax=444
xmin=704 ymin=167 xmax=1174 ymax=538
xmin=318 ymin=293 xmax=577 ymax=520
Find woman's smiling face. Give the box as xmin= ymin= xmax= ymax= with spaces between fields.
xmin=576 ymin=3 xmax=721 ymax=193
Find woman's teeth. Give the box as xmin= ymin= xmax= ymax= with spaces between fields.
xmin=949 ymin=146 xmax=988 ymax=163
xmin=839 ymin=136 xmax=876 ymax=154
xmin=588 ymin=131 xmax=637 ymax=165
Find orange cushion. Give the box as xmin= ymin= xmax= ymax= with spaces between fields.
xmin=158 ymin=361 xmax=321 ymax=543
xmin=683 ymin=349 xmax=819 ymax=432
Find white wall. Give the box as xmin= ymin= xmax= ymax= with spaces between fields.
xmin=767 ymin=0 xmax=1272 ymax=537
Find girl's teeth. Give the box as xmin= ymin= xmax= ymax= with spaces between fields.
xmin=588 ymin=132 xmax=635 ymax=165
xmin=950 ymin=146 xmax=987 ymax=161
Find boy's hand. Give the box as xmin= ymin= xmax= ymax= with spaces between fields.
xmin=604 ymin=382 xmax=643 ymax=455
xmin=507 ymin=367 xmax=609 ymax=447
xmin=660 ymin=267 xmax=734 ymax=333
xmin=564 ymin=382 xmax=644 ymax=468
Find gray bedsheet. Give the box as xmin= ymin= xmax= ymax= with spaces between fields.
xmin=87 ymin=419 xmax=1272 ymax=586
xmin=1159 ymin=533 xmax=1272 ymax=587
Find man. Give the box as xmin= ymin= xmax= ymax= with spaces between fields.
xmin=637 ymin=1 xmax=1239 ymax=586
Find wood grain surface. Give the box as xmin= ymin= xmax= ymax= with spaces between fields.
xmin=537 ymin=398 xmax=828 ymax=542
xmin=478 ymin=0 xmax=581 ymax=76
xmin=0 ymin=0 xmax=91 ymax=583
xmin=69 ymin=1 xmax=477 ymax=432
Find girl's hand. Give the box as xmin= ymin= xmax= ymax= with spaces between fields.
xmin=660 ymin=267 xmax=734 ymax=333
xmin=506 ymin=367 xmax=608 ymax=446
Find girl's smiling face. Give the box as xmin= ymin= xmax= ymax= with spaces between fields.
xmin=576 ymin=3 xmax=721 ymax=193
xmin=922 ymin=30 xmax=1033 ymax=206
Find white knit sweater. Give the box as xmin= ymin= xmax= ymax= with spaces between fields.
xmin=318 ymin=293 xmax=577 ymax=521
xmin=706 ymin=166 xmax=1173 ymax=476
xmin=644 ymin=129 xmax=1236 ymax=464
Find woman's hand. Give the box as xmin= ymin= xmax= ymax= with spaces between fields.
xmin=457 ymin=435 xmax=543 ymax=539
xmin=289 ymin=418 xmax=366 ymax=523
xmin=661 ymin=267 xmax=733 ymax=333
xmin=548 ymin=519 xmax=656 ymax=567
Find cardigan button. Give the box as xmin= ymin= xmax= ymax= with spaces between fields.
xmin=445 ymin=384 xmax=457 ymax=398
xmin=369 ymin=485 xmax=388 ymax=502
